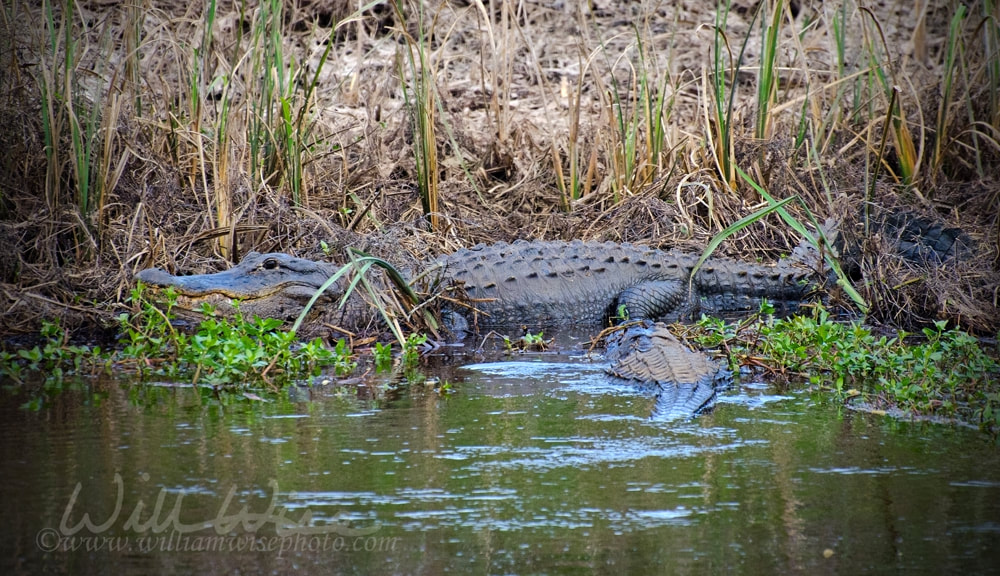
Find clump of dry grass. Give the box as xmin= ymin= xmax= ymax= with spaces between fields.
xmin=0 ymin=0 xmax=997 ymax=337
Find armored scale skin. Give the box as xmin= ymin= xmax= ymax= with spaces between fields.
xmin=136 ymin=239 xmax=816 ymax=330
xmin=444 ymin=240 xmax=813 ymax=327
xmin=134 ymin=239 xmax=817 ymax=419
xmin=604 ymin=320 xmax=732 ymax=420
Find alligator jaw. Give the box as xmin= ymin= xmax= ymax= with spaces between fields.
xmin=136 ymin=267 xmax=321 ymax=300
xmin=134 ymin=252 xmax=343 ymax=322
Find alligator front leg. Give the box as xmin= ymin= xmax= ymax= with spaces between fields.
xmin=616 ymin=280 xmax=696 ymax=322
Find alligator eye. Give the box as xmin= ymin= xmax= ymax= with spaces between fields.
xmin=262 ymin=257 xmax=280 ymax=270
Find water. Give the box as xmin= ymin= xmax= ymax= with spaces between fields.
xmin=2 ymin=347 xmax=999 ymax=575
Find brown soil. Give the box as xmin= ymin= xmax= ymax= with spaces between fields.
xmin=1 ymin=0 xmax=998 ymax=340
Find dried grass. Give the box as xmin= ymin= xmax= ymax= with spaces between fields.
xmin=1 ymin=0 xmax=998 ymax=338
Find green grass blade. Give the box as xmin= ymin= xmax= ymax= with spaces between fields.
xmin=736 ymin=165 xmax=868 ymax=312
xmin=690 ymin=195 xmax=797 ymax=284
xmin=291 ymin=251 xmax=436 ymax=345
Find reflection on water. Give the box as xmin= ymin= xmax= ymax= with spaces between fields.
xmin=1 ymin=353 xmax=999 ymax=575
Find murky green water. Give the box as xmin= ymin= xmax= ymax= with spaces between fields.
xmin=2 ymin=346 xmax=999 ymax=575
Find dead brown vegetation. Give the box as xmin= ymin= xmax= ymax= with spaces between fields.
xmin=1 ymin=0 xmax=998 ymax=338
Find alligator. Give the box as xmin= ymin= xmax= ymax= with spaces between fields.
xmin=136 ymin=239 xmax=814 ymax=419
xmin=604 ymin=320 xmax=733 ymax=420
xmin=136 ymin=240 xmax=816 ymax=330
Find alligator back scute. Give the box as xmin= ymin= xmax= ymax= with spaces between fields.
xmin=605 ymin=321 xmax=728 ymax=388
xmin=439 ymin=241 xmax=678 ymax=326
xmin=604 ymin=321 xmax=732 ymax=419
xmin=438 ymin=240 xmax=814 ymax=327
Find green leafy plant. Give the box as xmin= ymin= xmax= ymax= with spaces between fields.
xmin=499 ymin=330 xmax=549 ymax=353
xmin=374 ymin=341 xmax=393 ymax=372
xmin=614 ymin=304 xmax=630 ymax=323
xmin=691 ymin=303 xmax=999 ymax=430
xmin=0 ymin=319 xmax=105 ymax=385
xmin=521 ymin=331 xmax=546 ymax=347
xmin=116 ymin=283 xmax=355 ymax=388
xmin=402 ymin=333 xmax=427 ymax=369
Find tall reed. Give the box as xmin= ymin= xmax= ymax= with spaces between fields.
xmin=708 ymin=0 xmax=762 ymax=190
xmin=601 ymin=29 xmax=674 ymax=202
xmin=553 ymin=51 xmax=596 ymax=208
xmin=859 ymin=7 xmax=918 ymax=185
xmin=36 ymin=0 xmax=125 ymax=256
xmin=755 ymin=0 xmax=782 ymax=141
xmin=394 ymin=0 xmax=440 ymax=231
xmin=931 ymin=4 xmax=967 ymax=182
xmin=985 ymin=1 xmax=1000 ymax=130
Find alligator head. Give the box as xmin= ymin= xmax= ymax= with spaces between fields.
xmin=135 ymin=252 xmax=344 ymax=323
